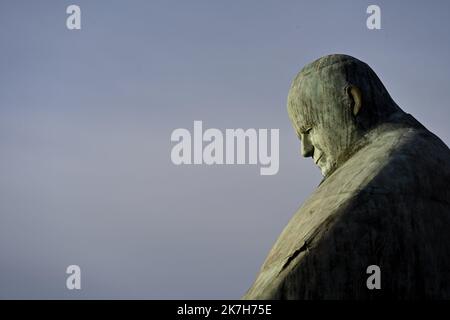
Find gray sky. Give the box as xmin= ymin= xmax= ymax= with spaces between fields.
xmin=1 ymin=0 xmax=450 ymax=298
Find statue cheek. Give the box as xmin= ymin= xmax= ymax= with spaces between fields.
xmin=310 ymin=132 xmax=325 ymax=152
xmin=318 ymin=131 xmax=338 ymax=152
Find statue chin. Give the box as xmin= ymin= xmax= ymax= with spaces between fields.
xmin=317 ymin=159 xmax=334 ymax=178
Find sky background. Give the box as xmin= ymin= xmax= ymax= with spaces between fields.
xmin=1 ymin=0 xmax=450 ymax=299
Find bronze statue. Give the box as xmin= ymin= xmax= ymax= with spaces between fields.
xmin=243 ymin=54 xmax=450 ymax=299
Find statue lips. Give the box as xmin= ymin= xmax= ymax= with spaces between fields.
xmin=314 ymin=153 xmax=323 ymax=165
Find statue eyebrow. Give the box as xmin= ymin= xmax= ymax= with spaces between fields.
xmin=299 ymin=125 xmax=312 ymax=133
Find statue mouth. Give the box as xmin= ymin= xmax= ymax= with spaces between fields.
xmin=314 ymin=154 xmax=323 ymax=165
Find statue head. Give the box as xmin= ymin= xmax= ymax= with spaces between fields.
xmin=287 ymin=54 xmax=401 ymax=177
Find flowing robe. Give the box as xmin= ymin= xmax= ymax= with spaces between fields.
xmin=243 ymin=113 xmax=450 ymax=299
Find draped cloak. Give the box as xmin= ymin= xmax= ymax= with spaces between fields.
xmin=243 ymin=112 xmax=450 ymax=299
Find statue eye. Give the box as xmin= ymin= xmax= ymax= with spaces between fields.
xmin=301 ymin=127 xmax=312 ymax=134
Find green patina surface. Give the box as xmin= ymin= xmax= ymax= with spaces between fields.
xmin=243 ymin=54 xmax=450 ymax=299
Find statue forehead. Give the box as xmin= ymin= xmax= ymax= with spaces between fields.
xmin=288 ymin=56 xmax=357 ymax=125
xmin=287 ymin=74 xmax=320 ymax=128
xmin=288 ymin=56 xmax=359 ymax=108
xmin=291 ymin=54 xmax=365 ymax=92
xmin=288 ymin=70 xmax=334 ymax=108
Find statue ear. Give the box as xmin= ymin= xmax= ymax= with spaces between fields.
xmin=346 ymin=85 xmax=363 ymax=116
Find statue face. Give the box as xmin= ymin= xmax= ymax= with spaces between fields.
xmin=291 ymin=115 xmax=348 ymax=177
xmin=288 ymin=75 xmax=356 ymax=177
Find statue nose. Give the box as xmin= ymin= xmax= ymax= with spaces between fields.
xmin=300 ymin=134 xmax=314 ymax=158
